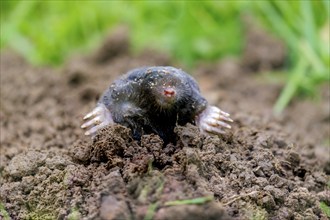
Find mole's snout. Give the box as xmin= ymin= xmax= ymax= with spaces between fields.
xmin=164 ymin=88 xmax=176 ymax=97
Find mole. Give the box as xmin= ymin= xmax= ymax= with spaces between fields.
xmin=81 ymin=66 xmax=233 ymax=143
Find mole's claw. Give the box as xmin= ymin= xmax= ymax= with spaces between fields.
xmin=219 ymin=109 xmax=230 ymax=117
xmin=83 ymin=106 xmax=103 ymax=120
xmin=200 ymin=123 xmax=226 ymax=135
xmin=81 ymin=104 xmax=114 ymax=137
xmin=222 ymin=116 xmax=234 ymax=123
xmin=196 ymin=105 xmax=233 ymax=135
xmin=81 ymin=116 xmax=101 ymax=129
xmin=217 ymin=121 xmax=231 ymax=129
xmin=84 ymin=130 xmax=92 ymax=136
xmin=84 ymin=122 xmax=108 ymax=136
xmin=83 ymin=111 xmax=95 ymax=120
xmin=210 ymin=106 xmax=230 ymax=117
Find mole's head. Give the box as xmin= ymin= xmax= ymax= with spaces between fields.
xmin=142 ymin=67 xmax=186 ymax=110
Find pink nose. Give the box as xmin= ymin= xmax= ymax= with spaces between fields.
xmin=164 ymin=88 xmax=176 ymax=97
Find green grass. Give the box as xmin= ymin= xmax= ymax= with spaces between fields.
xmin=1 ymin=1 xmax=329 ymax=113
xmin=255 ymin=0 xmax=329 ymax=113
xmin=0 ymin=1 xmax=244 ymax=66
xmin=67 ymin=207 xmax=81 ymax=220
xmin=144 ymin=202 xmax=159 ymax=220
xmin=143 ymin=196 xmax=213 ymax=219
xmin=0 ymin=202 xmax=10 ymax=220
xmin=164 ymin=195 xmax=213 ymax=206
xmin=320 ymin=202 xmax=330 ymax=218
xmin=1 ymin=1 xmax=123 ymax=65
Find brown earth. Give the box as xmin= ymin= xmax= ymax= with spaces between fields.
xmin=1 ymin=27 xmax=329 ymax=220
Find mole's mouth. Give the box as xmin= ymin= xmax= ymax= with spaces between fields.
xmin=163 ymin=88 xmax=176 ymax=98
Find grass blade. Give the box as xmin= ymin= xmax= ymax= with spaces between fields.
xmin=274 ymin=58 xmax=308 ymax=114
xmin=164 ymin=196 xmax=213 ymax=206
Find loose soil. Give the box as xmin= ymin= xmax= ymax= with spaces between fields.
xmin=1 ymin=27 xmax=329 ymax=220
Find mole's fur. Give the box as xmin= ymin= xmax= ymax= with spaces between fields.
xmin=82 ymin=66 xmax=232 ymax=143
xmin=99 ymin=66 xmax=207 ymax=143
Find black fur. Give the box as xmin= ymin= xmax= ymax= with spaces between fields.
xmin=99 ymin=66 xmax=207 ymax=143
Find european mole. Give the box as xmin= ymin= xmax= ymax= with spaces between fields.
xmin=81 ymin=66 xmax=233 ymax=143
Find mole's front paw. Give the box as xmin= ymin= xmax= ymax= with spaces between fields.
xmin=81 ymin=103 xmax=114 ymax=137
xmin=196 ymin=105 xmax=233 ymax=135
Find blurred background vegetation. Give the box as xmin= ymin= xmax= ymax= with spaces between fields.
xmin=0 ymin=0 xmax=329 ymax=113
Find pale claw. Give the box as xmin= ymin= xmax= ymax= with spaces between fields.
xmin=81 ymin=103 xmax=114 ymax=137
xmin=196 ymin=105 xmax=233 ymax=135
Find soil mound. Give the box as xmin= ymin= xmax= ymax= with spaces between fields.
xmin=1 ymin=28 xmax=329 ymax=219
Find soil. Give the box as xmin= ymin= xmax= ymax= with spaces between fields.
xmin=1 ymin=27 xmax=329 ymax=220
